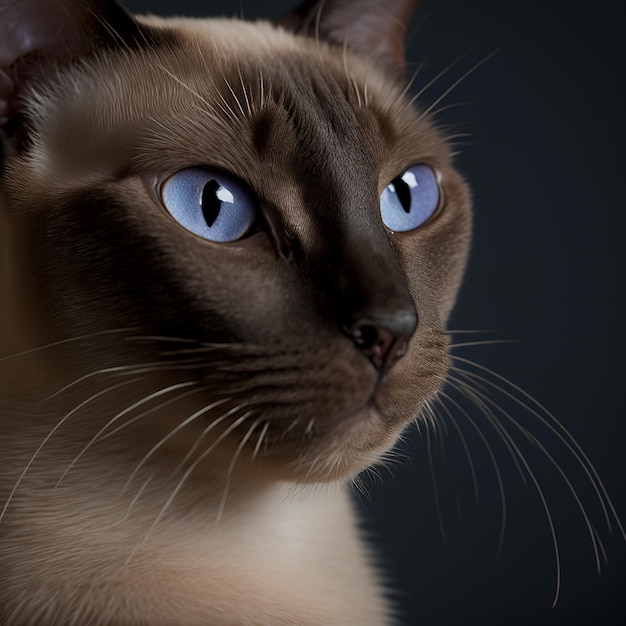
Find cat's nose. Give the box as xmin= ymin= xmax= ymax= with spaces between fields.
xmin=346 ymin=311 xmax=417 ymax=371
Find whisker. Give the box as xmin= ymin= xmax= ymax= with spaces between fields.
xmin=224 ymin=76 xmax=246 ymax=118
xmin=424 ymin=420 xmax=447 ymax=546
xmin=125 ymin=335 xmax=200 ymax=345
xmin=313 ymin=0 xmax=329 ymax=45
xmin=351 ymin=76 xmax=363 ymax=108
xmin=99 ymin=386 xmax=206 ymax=442
xmin=133 ymin=411 xmax=255 ymax=554
xmin=351 ymin=474 xmax=372 ymax=502
xmin=122 ymin=397 xmax=233 ymax=495
xmin=252 ymin=421 xmax=270 ymax=460
xmin=449 ymin=339 xmax=521 ymax=349
xmin=429 ymin=396 xmax=480 ymax=507
xmin=215 ymin=418 xmax=261 ymax=524
xmin=435 ymin=386 xmax=508 ymax=555
xmin=0 ymin=377 xmax=142 ymax=524
xmin=391 ymin=60 xmax=424 ymax=110
xmin=54 ymin=381 xmax=199 ymax=489
xmin=258 ymin=68 xmax=265 ymax=111
xmin=447 ymin=375 xmax=562 ymax=607
xmin=174 ymin=403 xmax=251 ymax=473
xmin=407 ymin=45 xmax=482 ymax=108
xmin=0 ymin=328 xmax=138 ymax=364
xmin=362 ymin=80 xmax=369 ymax=107
xmin=39 ymin=360 xmax=203 ymax=406
xmin=284 ymin=417 xmax=301 ymax=434
xmin=237 ymin=67 xmax=253 ymax=117
xmin=126 ymin=335 xmax=262 ymax=356
xmin=447 ymin=373 xmax=527 ymax=483
xmin=153 ymin=59 xmax=224 ymax=123
xmin=452 ymin=369 xmax=605 ymax=575
xmin=592 ymin=525 xmax=609 ymax=567
xmin=195 ymin=42 xmax=244 ymax=125
xmin=123 ymin=472 xmax=155 ymax=522
xmin=524 ymin=430 xmax=605 ymax=574
xmin=305 ymin=417 xmax=316 ymax=437
xmin=451 ymin=354 xmax=625 ymax=541
xmin=86 ymin=11 xmax=135 ymax=54
xmin=416 ymin=50 xmax=499 ymax=118
xmin=445 ymin=329 xmax=501 ymax=335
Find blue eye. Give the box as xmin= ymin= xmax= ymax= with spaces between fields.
xmin=380 ymin=164 xmax=440 ymax=232
xmin=161 ymin=168 xmax=258 ymax=242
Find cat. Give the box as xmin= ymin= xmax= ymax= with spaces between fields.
xmin=0 ymin=0 xmax=473 ymax=623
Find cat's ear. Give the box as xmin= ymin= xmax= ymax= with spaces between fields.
xmin=277 ymin=0 xmax=420 ymax=80
xmin=0 ymin=0 xmax=145 ymax=128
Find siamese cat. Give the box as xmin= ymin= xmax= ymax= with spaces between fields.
xmin=1 ymin=0 xmax=471 ymax=623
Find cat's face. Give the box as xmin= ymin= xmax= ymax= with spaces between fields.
xmin=0 ymin=1 xmax=470 ymax=482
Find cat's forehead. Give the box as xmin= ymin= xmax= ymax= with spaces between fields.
xmin=21 ymin=15 xmax=448 ymax=199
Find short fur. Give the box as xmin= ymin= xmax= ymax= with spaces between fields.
xmin=0 ymin=1 xmax=471 ymax=623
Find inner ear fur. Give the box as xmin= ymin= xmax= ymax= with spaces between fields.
xmin=0 ymin=0 xmax=145 ymax=128
xmin=276 ymin=0 xmax=420 ymax=81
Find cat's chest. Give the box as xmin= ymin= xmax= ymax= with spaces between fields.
xmin=23 ymin=486 xmax=389 ymax=626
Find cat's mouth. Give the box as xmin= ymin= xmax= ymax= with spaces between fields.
xmin=279 ymin=393 xmax=403 ymax=482
xmin=340 ymin=396 xmax=387 ymax=427
xmin=314 ymin=390 xmax=396 ymax=445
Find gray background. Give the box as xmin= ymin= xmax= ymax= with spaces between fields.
xmin=122 ymin=1 xmax=626 ymax=624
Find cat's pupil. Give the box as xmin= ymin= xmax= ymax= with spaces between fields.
xmin=393 ymin=178 xmax=412 ymax=214
xmin=201 ymin=180 xmax=222 ymax=227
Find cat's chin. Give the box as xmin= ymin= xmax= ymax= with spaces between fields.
xmin=266 ymin=354 xmax=446 ymax=483
xmin=262 ymin=397 xmax=410 ymax=484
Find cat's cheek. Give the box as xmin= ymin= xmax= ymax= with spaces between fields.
xmin=394 ymin=230 xmax=471 ymax=325
xmin=381 ymin=342 xmax=449 ymax=422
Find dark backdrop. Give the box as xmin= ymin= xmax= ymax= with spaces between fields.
xmin=123 ymin=1 xmax=626 ymax=624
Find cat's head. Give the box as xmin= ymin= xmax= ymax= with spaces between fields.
xmin=0 ymin=0 xmax=471 ymax=483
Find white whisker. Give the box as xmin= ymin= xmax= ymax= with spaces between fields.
xmin=55 ymin=381 xmax=199 ymax=489
xmin=447 ymin=373 xmax=527 ymax=483
xmin=123 ymin=472 xmax=155 ymax=521
xmin=407 ymin=47 xmax=477 ymax=109
xmin=258 ymin=68 xmax=265 ymax=110
xmin=252 ymin=421 xmax=270 ymax=460
xmin=452 ymin=354 xmax=625 ymax=541
xmin=0 ymin=328 xmax=138 ymax=364
xmin=153 ymin=59 xmax=223 ymax=123
xmin=446 ymin=370 xmax=569 ymax=606
xmin=99 ymin=386 xmax=206 ymax=442
xmin=237 ymin=67 xmax=252 ymax=117
xmin=132 ymin=411 xmax=254 ymax=555
xmin=391 ymin=61 xmax=424 ymax=110
xmin=417 ymin=50 xmax=499 ymax=119
xmin=430 ymin=395 xmax=480 ymax=507
xmin=449 ymin=339 xmax=521 ymax=349
xmin=174 ymin=402 xmax=250 ymax=473
xmin=424 ymin=422 xmax=447 ymax=546
xmin=224 ymin=76 xmax=246 ymax=118
xmin=122 ymin=397 xmax=233 ymax=495
xmin=216 ymin=418 xmax=261 ymax=524
xmin=305 ymin=417 xmax=316 ymax=437
xmin=0 ymin=377 xmax=142 ymax=524
xmin=453 ymin=369 xmax=604 ymax=575
xmin=39 ymin=360 xmax=201 ymax=407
